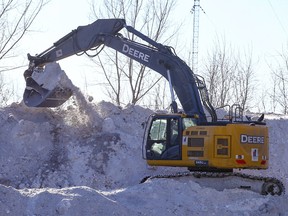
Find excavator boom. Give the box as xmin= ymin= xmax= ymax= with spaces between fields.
xmin=23 ymin=18 xmax=207 ymax=122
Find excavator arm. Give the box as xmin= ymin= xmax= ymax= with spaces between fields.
xmin=27 ymin=19 xmax=125 ymax=66
xmin=24 ymin=18 xmax=209 ymax=123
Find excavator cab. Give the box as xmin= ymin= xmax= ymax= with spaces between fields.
xmin=23 ymin=62 xmax=73 ymax=107
xmin=143 ymin=114 xmax=198 ymax=164
xmin=144 ymin=114 xmax=182 ymax=161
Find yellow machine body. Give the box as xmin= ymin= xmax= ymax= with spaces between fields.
xmin=144 ymin=114 xmax=269 ymax=171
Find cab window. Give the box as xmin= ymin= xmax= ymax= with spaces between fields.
xmin=146 ymin=117 xmax=182 ymax=160
xmin=183 ymin=118 xmax=196 ymax=130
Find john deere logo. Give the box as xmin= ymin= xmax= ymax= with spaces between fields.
xmin=240 ymin=134 xmax=264 ymax=144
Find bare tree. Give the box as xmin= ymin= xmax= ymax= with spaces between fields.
xmin=203 ymin=37 xmax=256 ymax=112
xmin=269 ymin=71 xmax=278 ymax=113
xmin=233 ymin=52 xmax=255 ymax=111
xmin=0 ymin=0 xmax=47 ymax=70
xmin=144 ymin=80 xmax=169 ymax=110
xmin=270 ymin=53 xmax=288 ymax=114
xmin=203 ymin=37 xmax=236 ymax=108
xmin=0 ymin=74 xmax=16 ymax=106
xmin=276 ymin=71 xmax=288 ymax=114
xmin=0 ymin=0 xmax=47 ymax=105
xmin=257 ymin=61 xmax=279 ymax=112
xmin=90 ymin=0 xmax=178 ymax=107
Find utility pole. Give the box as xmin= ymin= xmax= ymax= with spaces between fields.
xmin=191 ymin=0 xmax=205 ymax=74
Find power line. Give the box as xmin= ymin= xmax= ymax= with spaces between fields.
xmin=267 ymin=0 xmax=288 ymax=37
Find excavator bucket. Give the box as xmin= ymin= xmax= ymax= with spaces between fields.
xmin=23 ymin=62 xmax=73 ymax=107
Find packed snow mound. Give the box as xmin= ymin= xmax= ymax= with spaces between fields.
xmin=0 ymin=91 xmax=288 ymax=215
xmin=0 ymin=98 xmax=152 ymax=190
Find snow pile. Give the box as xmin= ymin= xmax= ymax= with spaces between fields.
xmin=0 ymin=90 xmax=288 ymax=215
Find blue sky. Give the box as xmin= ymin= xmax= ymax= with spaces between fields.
xmin=7 ymin=0 xmax=288 ymax=108
xmin=180 ymin=0 xmax=288 ymax=74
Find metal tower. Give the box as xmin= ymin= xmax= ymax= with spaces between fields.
xmin=191 ymin=0 xmax=200 ymax=74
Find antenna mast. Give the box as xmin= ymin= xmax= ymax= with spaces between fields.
xmin=191 ymin=0 xmax=202 ymax=74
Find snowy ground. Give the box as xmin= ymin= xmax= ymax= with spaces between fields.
xmin=0 ymin=87 xmax=288 ymax=215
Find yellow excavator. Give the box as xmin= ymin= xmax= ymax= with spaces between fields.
xmin=22 ymin=19 xmax=284 ymax=195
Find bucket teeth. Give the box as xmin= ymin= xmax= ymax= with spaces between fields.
xmin=23 ymin=62 xmax=73 ymax=107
